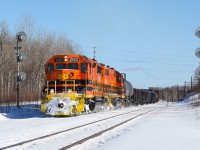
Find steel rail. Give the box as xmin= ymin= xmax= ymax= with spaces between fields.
xmin=1 ymin=107 xmax=148 ymax=150
xmin=59 ymin=107 xmax=160 ymax=150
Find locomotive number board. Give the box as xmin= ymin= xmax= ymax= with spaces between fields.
xmin=69 ymin=58 xmax=79 ymax=62
xmin=54 ymin=58 xmax=79 ymax=62
xmin=55 ymin=58 xmax=64 ymax=62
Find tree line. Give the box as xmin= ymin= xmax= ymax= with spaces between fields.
xmin=1 ymin=15 xmax=199 ymax=111
xmin=0 ymin=16 xmax=80 ymax=109
xmin=158 ymin=80 xmax=200 ymax=102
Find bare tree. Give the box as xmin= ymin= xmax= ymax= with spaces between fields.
xmin=0 ymin=15 xmax=80 ymax=112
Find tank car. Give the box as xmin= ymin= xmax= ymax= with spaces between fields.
xmin=123 ymin=80 xmax=134 ymax=106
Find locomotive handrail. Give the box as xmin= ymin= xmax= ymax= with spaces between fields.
xmin=64 ymin=80 xmax=76 ymax=91
xmin=47 ymin=80 xmax=76 ymax=94
xmin=46 ymin=80 xmax=57 ymax=94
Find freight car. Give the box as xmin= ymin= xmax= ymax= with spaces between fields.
xmin=132 ymin=89 xmax=158 ymax=105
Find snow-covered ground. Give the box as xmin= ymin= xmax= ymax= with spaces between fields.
xmin=1 ymin=94 xmax=200 ymax=150
xmin=79 ymin=102 xmax=200 ymax=150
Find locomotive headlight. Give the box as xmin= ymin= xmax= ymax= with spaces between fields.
xmin=64 ymin=56 xmax=67 ymax=61
xmin=57 ymin=99 xmax=65 ymax=108
xmin=58 ymin=103 xmax=64 ymax=108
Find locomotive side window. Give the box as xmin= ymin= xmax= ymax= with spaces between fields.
xmin=97 ymin=66 xmax=102 ymax=74
xmin=114 ymin=71 xmax=116 ymax=77
xmin=56 ymin=64 xmax=66 ymax=69
xmin=81 ymin=63 xmax=86 ymax=73
xmin=117 ymin=75 xmax=121 ymax=83
xmin=68 ymin=63 xmax=78 ymax=70
xmin=105 ymin=69 xmax=109 ymax=76
xmin=47 ymin=63 xmax=54 ymax=74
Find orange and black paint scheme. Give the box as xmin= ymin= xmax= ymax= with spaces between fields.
xmin=41 ymin=54 xmax=125 ymax=115
xmin=41 ymin=54 xmax=159 ymax=116
xmin=45 ymin=54 xmax=125 ymax=98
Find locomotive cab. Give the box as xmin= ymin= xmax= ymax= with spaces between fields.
xmin=45 ymin=54 xmax=89 ymax=94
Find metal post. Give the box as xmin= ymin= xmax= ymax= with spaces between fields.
xmin=93 ymin=46 xmax=96 ymax=60
xmin=16 ymin=40 xmax=20 ymax=108
xmin=184 ymin=81 xmax=186 ymax=96
xmin=65 ymin=80 xmax=67 ymax=91
xmin=73 ymin=80 xmax=75 ymax=91
xmin=171 ymin=88 xmax=173 ymax=102
xmin=47 ymin=81 xmax=49 ymax=95
xmin=55 ymin=81 xmax=57 ymax=94
xmin=177 ymin=85 xmax=179 ymax=101
xmin=15 ymin=31 xmax=27 ymax=108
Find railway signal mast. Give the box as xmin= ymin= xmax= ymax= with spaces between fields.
xmin=194 ymin=27 xmax=200 ymax=92
xmin=195 ymin=28 xmax=200 ymax=77
xmin=15 ymin=31 xmax=27 ymax=108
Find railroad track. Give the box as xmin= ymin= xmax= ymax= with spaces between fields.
xmin=59 ymin=107 xmax=160 ymax=150
xmin=1 ymin=106 xmax=163 ymax=150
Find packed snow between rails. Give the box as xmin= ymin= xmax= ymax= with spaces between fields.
xmin=1 ymin=94 xmax=200 ymax=150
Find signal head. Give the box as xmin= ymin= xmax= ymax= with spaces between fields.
xmin=16 ymin=31 xmax=27 ymax=42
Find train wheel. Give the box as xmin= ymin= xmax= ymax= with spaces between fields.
xmin=111 ymin=99 xmax=117 ymax=107
xmin=89 ymin=100 xmax=95 ymax=111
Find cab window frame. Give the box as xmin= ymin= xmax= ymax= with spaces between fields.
xmin=47 ymin=63 xmax=54 ymax=74
xmin=56 ymin=63 xmax=67 ymax=70
xmin=97 ymin=66 xmax=102 ymax=74
xmin=68 ymin=63 xmax=78 ymax=70
xmin=117 ymin=75 xmax=121 ymax=83
xmin=81 ymin=63 xmax=87 ymax=73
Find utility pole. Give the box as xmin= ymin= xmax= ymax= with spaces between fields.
xmin=93 ymin=46 xmax=96 ymax=60
xmin=171 ymin=87 xmax=173 ymax=102
xmin=184 ymin=81 xmax=186 ymax=96
xmin=177 ymin=84 xmax=179 ymax=101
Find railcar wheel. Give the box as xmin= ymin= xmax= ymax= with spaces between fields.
xmin=111 ymin=99 xmax=117 ymax=107
xmin=89 ymin=101 xmax=95 ymax=111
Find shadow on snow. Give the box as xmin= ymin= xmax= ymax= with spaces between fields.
xmin=0 ymin=104 xmax=46 ymax=119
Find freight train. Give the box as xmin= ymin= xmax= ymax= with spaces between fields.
xmin=41 ymin=54 xmax=158 ymax=116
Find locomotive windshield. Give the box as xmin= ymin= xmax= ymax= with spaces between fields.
xmin=47 ymin=63 xmax=54 ymax=73
xmin=81 ymin=63 xmax=86 ymax=73
xmin=55 ymin=63 xmax=78 ymax=70
xmin=56 ymin=64 xmax=67 ymax=69
xmin=68 ymin=63 xmax=78 ymax=70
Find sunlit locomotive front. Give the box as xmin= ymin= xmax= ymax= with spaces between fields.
xmin=41 ymin=54 xmax=125 ymax=116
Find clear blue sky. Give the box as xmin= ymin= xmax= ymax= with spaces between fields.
xmin=0 ymin=0 xmax=200 ymax=89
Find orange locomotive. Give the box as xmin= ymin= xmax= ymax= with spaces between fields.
xmin=41 ymin=54 xmax=125 ymax=116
